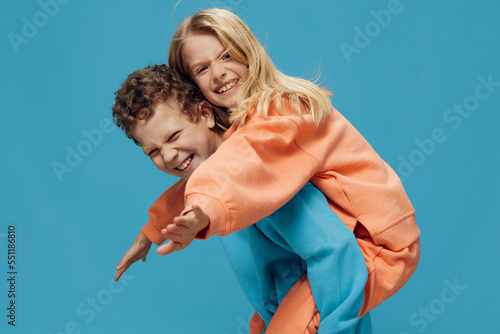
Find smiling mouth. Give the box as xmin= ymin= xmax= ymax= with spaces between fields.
xmin=216 ymin=80 xmax=237 ymax=94
xmin=176 ymin=154 xmax=193 ymax=171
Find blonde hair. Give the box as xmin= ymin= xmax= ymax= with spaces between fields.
xmin=168 ymin=8 xmax=332 ymax=125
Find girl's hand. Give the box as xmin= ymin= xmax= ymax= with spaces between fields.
xmin=156 ymin=204 xmax=209 ymax=255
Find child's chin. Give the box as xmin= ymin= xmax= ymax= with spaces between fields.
xmin=179 ymin=169 xmax=193 ymax=180
xmin=214 ymin=93 xmax=237 ymax=108
xmin=221 ymin=97 xmax=237 ymax=108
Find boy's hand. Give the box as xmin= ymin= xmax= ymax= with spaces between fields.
xmin=157 ymin=204 xmax=209 ymax=256
xmin=114 ymin=231 xmax=152 ymax=281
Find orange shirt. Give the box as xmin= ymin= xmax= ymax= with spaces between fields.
xmin=144 ymin=105 xmax=419 ymax=248
xmin=142 ymin=104 xmax=420 ymax=314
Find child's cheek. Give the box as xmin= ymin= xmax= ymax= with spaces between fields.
xmin=152 ymin=157 xmax=168 ymax=174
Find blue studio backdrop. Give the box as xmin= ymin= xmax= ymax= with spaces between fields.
xmin=1 ymin=1 xmax=499 ymax=333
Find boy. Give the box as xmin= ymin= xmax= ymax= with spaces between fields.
xmin=112 ymin=64 xmax=371 ymax=333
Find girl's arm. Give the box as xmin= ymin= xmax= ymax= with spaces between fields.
xmin=144 ymin=112 xmax=318 ymax=242
xmin=182 ymin=112 xmax=319 ymax=238
xmin=146 ymin=104 xmax=418 ymax=248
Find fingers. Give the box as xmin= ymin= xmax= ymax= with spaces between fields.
xmin=114 ymin=263 xmax=129 ymax=281
xmin=181 ymin=204 xmax=207 ymax=222
xmin=114 ymin=270 xmax=122 ymax=281
xmin=115 ymin=232 xmax=153 ymax=281
xmin=172 ymin=215 xmax=191 ymax=227
xmin=115 ymin=245 xmax=149 ymax=280
xmin=167 ymin=223 xmax=189 ymax=233
xmin=156 ymin=240 xmax=183 ymax=256
xmin=160 ymin=224 xmax=190 ymax=242
xmin=171 ymin=221 xmax=192 ymax=232
xmin=156 ymin=206 xmax=205 ymax=257
xmin=161 ymin=226 xmax=175 ymax=239
xmin=191 ymin=203 xmax=201 ymax=215
xmin=191 ymin=203 xmax=206 ymax=218
xmin=115 ymin=254 xmax=131 ymax=271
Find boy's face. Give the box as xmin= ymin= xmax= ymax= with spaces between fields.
xmin=131 ymin=100 xmax=223 ymax=180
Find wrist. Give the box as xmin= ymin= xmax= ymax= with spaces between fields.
xmin=138 ymin=230 xmax=152 ymax=244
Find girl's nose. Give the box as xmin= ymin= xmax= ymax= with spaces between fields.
xmin=212 ymin=61 xmax=226 ymax=81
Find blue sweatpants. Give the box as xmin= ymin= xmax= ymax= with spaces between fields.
xmin=221 ymin=182 xmax=372 ymax=333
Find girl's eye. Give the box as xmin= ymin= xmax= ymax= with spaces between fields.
xmin=196 ymin=67 xmax=207 ymax=75
xmin=148 ymin=148 xmax=158 ymax=157
xmin=222 ymin=53 xmax=231 ymax=60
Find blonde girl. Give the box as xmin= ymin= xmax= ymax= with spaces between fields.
xmin=168 ymin=8 xmax=331 ymax=125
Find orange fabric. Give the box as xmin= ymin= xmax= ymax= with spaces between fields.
xmin=249 ymin=275 xmax=320 ymax=334
xmin=249 ymin=312 xmax=266 ymax=334
xmin=142 ymin=105 xmax=421 ymax=314
xmin=358 ymin=236 xmax=420 ymax=315
xmin=142 ymin=179 xmax=186 ymax=246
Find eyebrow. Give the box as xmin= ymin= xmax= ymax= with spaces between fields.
xmin=142 ymin=146 xmax=153 ymax=156
xmin=140 ymin=138 xmax=157 ymax=156
xmin=143 ymin=128 xmax=181 ymax=156
xmin=189 ymin=47 xmax=227 ymax=73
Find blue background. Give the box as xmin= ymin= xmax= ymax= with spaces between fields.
xmin=1 ymin=0 xmax=499 ymax=333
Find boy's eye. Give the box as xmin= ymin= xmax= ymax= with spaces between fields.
xmin=148 ymin=148 xmax=158 ymax=157
xmin=168 ymin=131 xmax=181 ymax=142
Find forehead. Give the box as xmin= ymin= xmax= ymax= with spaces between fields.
xmin=150 ymin=101 xmax=190 ymax=128
xmin=182 ymin=31 xmax=225 ymax=61
xmin=131 ymin=101 xmax=188 ymax=139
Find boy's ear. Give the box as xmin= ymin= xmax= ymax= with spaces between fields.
xmin=199 ymin=101 xmax=216 ymax=129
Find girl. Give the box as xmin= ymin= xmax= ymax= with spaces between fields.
xmin=121 ymin=7 xmax=420 ymax=333
xmin=113 ymin=64 xmax=371 ymax=333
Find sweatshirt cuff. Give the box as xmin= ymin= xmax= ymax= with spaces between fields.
xmin=371 ymin=211 xmax=420 ymax=250
xmin=184 ymin=193 xmax=228 ymax=239
xmin=142 ymin=220 xmax=166 ymax=246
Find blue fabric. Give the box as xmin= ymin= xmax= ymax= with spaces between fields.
xmin=221 ymin=182 xmax=371 ymax=333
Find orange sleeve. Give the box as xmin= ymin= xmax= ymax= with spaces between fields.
xmin=183 ymin=113 xmax=320 ymax=239
xmin=141 ymin=179 xmax=186 ymax=245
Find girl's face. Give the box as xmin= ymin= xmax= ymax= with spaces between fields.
xmin=182 ymin=31 xmax=249 ymax=108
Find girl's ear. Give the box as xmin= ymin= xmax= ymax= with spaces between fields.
xmin=198 ymin=100 xmax=216 ymax=129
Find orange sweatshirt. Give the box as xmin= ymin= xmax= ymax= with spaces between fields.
xmin=142 ymin=104 xmax=420 ymax=315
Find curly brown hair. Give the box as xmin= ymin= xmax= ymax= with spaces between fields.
xmin=112 ymin=64 xmax=230 ymax=145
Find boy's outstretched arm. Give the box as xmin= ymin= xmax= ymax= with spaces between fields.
xmin=114 ymin=230 xmax=152 ymax=281
xmin=157 ymin=204 xmax=209 ymax=256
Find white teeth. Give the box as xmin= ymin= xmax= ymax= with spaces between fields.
xmin=217 ymin=81 xmax=236 ymax=93
xmin=177 ymin=156 xmax=192 ymax=171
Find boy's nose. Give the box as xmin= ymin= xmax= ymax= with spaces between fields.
xmin=160 ymin=146 xmax=177 ymax=168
